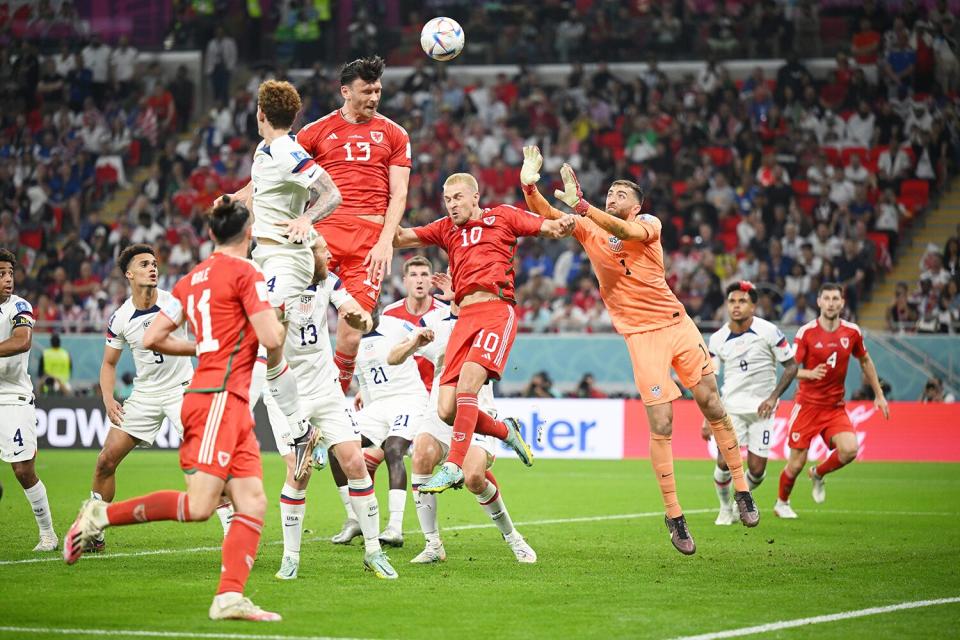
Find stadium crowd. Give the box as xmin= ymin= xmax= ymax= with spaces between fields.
xmin=2 ymin=1 xmax=960 ymax=338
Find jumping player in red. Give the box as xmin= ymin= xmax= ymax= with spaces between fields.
xmin=296 ymin=56 xmax=411 ymax=393
xmin=63 ymin=198 xmax=287 ymax=622
xmin=394 ymin=172 xmax=576 ymax=492
xmin=775 ymin=283 xmax=890 ymax=518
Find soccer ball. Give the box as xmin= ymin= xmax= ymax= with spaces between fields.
xmin=420 ymin=17 xmax=465 ymax=62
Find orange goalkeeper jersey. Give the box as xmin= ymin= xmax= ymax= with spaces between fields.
xmin=571 ymin=215 xmax=686 ymax=335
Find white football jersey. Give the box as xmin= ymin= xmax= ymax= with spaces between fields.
xmin=251 ymin=133 xmax=325 ymax=243
xmin=708 ymin=316 xmax=794 ymax=414
xmin=106 ymin=290 xmax=194 ymax=395
xmin=0 ymin=294 xmax=34 ymax=404
xmin=419 ymin=308 xmax=496 ymax=412
xmin=356 ymin=316 xmax=428 ymax=404
xmin=284 ymin=274 xmax=353 ymax=399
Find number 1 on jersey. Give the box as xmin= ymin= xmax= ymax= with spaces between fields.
xmin=187 ymin=289 xmax=220 ymax=354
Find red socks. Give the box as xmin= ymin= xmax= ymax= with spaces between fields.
xmin=778 ymin=469 xmax=797 ymax=501
xmin=363 ymin=450 xmax=383 ymax=482
xmin=814 ymin=450 xmax=848 ymax=477
xmin=448 ymin=393 xmax=480 ymax=467
xmin=334 ymin=350 xmax=356 ymax=394
xmin=485 ymin=470 xmax=499 ymax=488
xmin=106 ymin=490 xmax=190 ymax=525
xmin=216 ymin=513 xmax=263 ymax=595
xmin=475 ymin=410 xmax=509 ymax=440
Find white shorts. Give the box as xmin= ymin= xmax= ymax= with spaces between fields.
xmin=355 ymin=396 xmax=424 ymax=448
xmin=116 ymin=386 xmax=185 ymax=447
xmin=262 ymin=385 xmax=359 ymax=455
xmin=251 ymin=242 xmax=315 ymax=313
xmin=730 ymin=412 xmax=774 ymax=458
xmin=0 ymin=403 xmax=37 ymax=463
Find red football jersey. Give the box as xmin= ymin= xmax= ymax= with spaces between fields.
xmin=794 ymin=318 xmax=867 ymax=407
xmin=163 ymin=253 xmax=271 ymax=402
xmin=383 ymin=297 xmax=449 ymax=391
xmin=296 ymin=110 xmax=411 ymax=217
xmin=413 ymin=205 xmax=545 ymax=305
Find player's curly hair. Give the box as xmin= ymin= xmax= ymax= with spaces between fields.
xmin=118 ymin=243 xmax=156 ymax=276
xmin=0 ymin=248 xmax=16 ymax=267
xmin=208 ymin=196 xmax=251 ymax=245
xmin=726 ymin=281 xmax=758 ymax=304
xmin=257 ymin=80 xmax=302 ymax=129
xmin=340 ymin=55 xmax=385 ymax=86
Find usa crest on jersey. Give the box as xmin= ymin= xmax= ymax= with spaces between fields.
xmin=608 ymin=236 xmax=623 ymax=252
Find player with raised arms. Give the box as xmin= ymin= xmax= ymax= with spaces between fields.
xmin=388 ymin=271 xmax=537 ymax=564
xmin=84 ymin=244 xmax=203 ymax=553
xmin=775 ymin=283 xmax=889 ymax=518
xmin=295 ymin=56 xmax=411 ymax=394
xmin=226 ymin=79 xmax=342 ymax=481
xmin=258 ymin=236 xmax=397 ymax=580
xmin=519 ymin=146 xmax=759 ymax=555
xmin=393 ymin=172 xmax=576 ymax=492
xmin=704 ymin=281 xmax=799 ymax=525
xmin=0 ymin=248 xmax=57 ymax=552
xmin=64 ymin=198 xmax=287 ymax=622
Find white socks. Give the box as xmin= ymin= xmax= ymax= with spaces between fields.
xmin=279 ymin=483 xmax=306 ymax=558
xmin=248 ymin=352 xmax=267 ymax=418
xmin=747 ymin=469 xmax=766 ymax=490
xmin=387 ymin=489 xmax=406 ymax=531
xmin=337 ymin=485 xmax=358 ymax=521
xmin=412 ymin=474 xmax=440 ymax=545
xmin=347 ymin=476 xmax=381 ymax=555
xmin=266 ymin=360 xmax=307 ymax=438
xmin=476 ymin=480 xmax=514 ymax=536
xmin=714 ymin=466 xmax=733 ymax=507
xmin=24 ymin=480 xmax=54 ymax=535
xmin=216 ymin=502 xmax=234 ymax=535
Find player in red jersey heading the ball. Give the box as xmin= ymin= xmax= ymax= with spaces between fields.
xmin=296 ymin=56 xmax=411 ymax=393
xmin=775 ymin=283 xmax=889 ymax=519
xmin=64 ymin=198 xmax=287 ymax=622
xmin=394 ymin=172 xmax=577 ymax=492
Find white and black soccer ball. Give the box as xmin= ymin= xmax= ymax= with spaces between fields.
xmin=420 ymin=17 xmax=465 ymax=62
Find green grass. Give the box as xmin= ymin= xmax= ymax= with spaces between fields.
xmin=1 ymin=452 xmax=958 ymax=639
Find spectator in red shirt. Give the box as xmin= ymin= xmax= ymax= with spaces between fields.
xmin=852 ymin=17 xmax=882 ymax=65
xmin=71 ymin=261 xmax=101 ymax=304
xmin=146 ymin=83 xmax=176 ymax=134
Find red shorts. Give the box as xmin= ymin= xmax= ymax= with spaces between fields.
xmin=785 ymin=403 xmax=854 ymax=450
xmin=440 ymin=300 xmax=517 ymax=386
xmin=316 ymin=215 xmax=383 ymax=312
xmin=179 ymin=391 xmax=262 ymax=481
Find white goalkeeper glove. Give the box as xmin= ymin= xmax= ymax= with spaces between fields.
xmin=554 ymin=163 xmax=590 ymax=215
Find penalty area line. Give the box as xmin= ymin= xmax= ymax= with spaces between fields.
xmin=669 ymin=596 xmax=960 ymax=640
xmin=0 ymin=626 xmax=377 ymax=640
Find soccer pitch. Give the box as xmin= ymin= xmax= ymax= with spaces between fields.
xmin=1 ymin=451 xmax=958 ymax=640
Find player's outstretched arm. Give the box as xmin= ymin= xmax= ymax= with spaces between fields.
xmin=758 ymin=356 xmax=800 ymax=419
xmin=99 ymin=345 xmax=125 ymax=425
xmin=393 ymin=226 xmax=425 ymax=249
xmin=143 ymin=313 xmax=196 ymax=356
xmin=338 ymin=299 xmax=373 ymax=334
xmin=858 ymin=352 xmax=890 ymax=419
xmin=539 ymin=214 xmax=577 ymax=239
xmin=0 ymin=325 xmax=31 ymax=357
xmin=554 ymin=164 xmax=655 ymax=242
xmin=520 ymin=146 xmax=565 ymax=222
xmin=281 ymin=172 xmax=343 ymax=243
xmin=387 ymin=328 xmax=435 ymax=366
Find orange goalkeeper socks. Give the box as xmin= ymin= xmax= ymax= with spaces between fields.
xmin=650 ymin=433 xmax=683 ymax=518
xmin=709 ymin=415 xmax=749 ymax=492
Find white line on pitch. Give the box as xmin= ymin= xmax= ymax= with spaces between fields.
xmin=0 ymin=626 xmax=376 ymax=640
xmin=0 ymin=510 xmax=707 ymax=567
xmin=1 ymin=506 xmax=954 ymax=567
xmin=669 ymin=596 xmax=960 ymax=640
